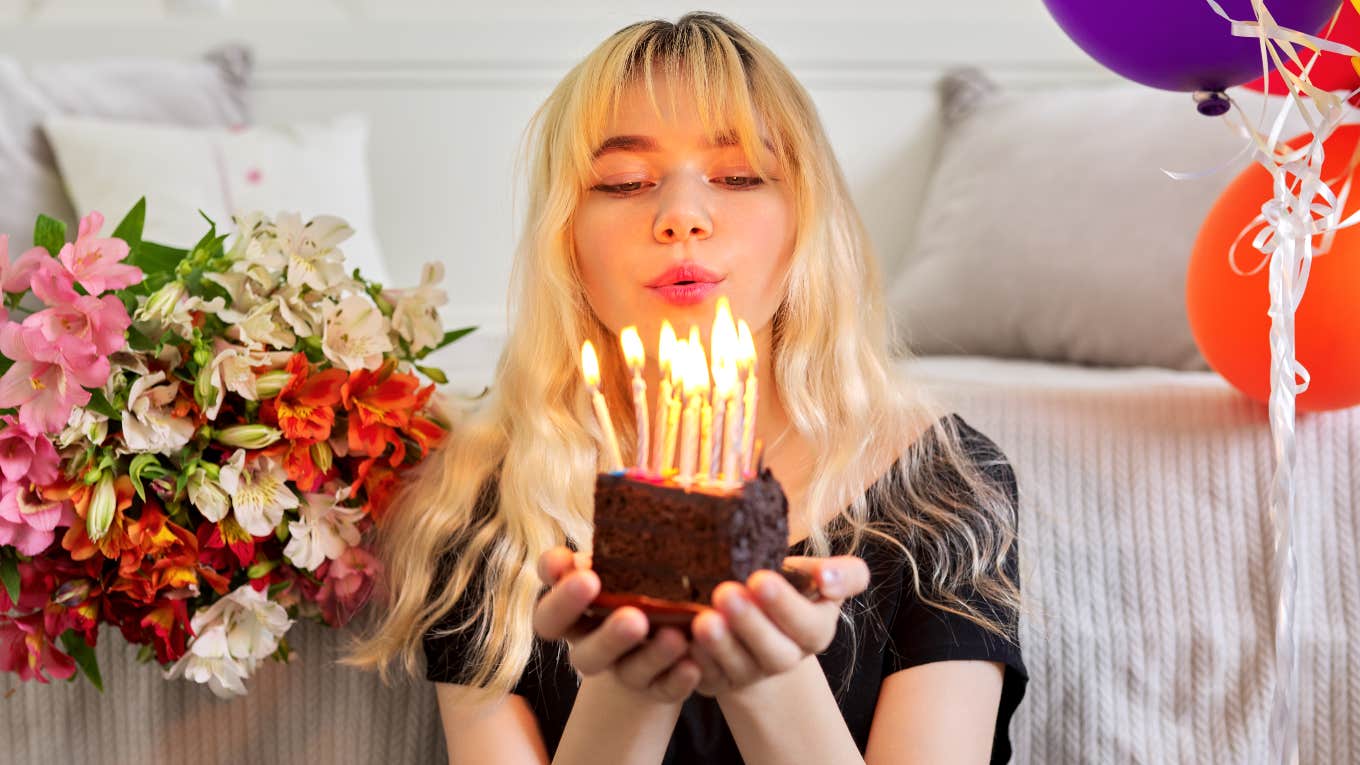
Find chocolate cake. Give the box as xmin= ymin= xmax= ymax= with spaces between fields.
xmin=590 ymin=467 xmax=789 ymax=605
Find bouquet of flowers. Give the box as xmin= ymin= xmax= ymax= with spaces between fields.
xmin=0 ymin=201 xmax=467 ymax=697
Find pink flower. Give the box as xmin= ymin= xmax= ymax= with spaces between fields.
xmin=0 ymin=477 xmax=75 ymax=556
xmin=29 ymin=258 xmax=78 ymax=305
xmin=0 ymin=235 xmax=52 ymax=295
xmin=0 ymin=415 xmax=60 ymax=485
xmin=60 ymin=212 xmax=142 ymax=295
xmin=314 ymin=545 xmax=383 ymax=628
xmin=0 ymin=322 xmax=98 ymax=433
xmin=0 ymin=612 xmax=77 ymax=683
xmin=24 ymin=294 xmax=130 ymax=360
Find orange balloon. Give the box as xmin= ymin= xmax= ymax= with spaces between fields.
xmin=1188 ymin=124 xmax=1360 ymax=412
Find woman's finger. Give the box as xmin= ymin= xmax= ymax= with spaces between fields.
xmin=651 ymin=657 xmax=702 ymax=701
xmin=568 ymin=606 xmax=649 ymax=676
xmin=613 ymin=627 xmax=688 ymax=691
xmin=782 ymin=555 xmax=872 ymax=600
xmin=692 ymin=590 xmax=764 ymax=683
xmin=746 ymin=569 xmax=837 ymax=655
xmin=536 ymin=546 xmax=577 ymax=587
xmin=713 ymin=581 xmax=804 ymax=675
xmin=532 ymin=568 xmax=599 ymax=641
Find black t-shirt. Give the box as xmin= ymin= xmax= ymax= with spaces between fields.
xmin=424 ymin=413 xmax=1027 ymax=763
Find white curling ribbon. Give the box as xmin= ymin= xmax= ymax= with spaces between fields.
xmin=1188 ymin=4 xmax=1360 ymax=764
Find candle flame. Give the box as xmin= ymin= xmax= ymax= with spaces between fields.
xmin=690 ymin=336 xmax=711 ymax=395
xmin=620 ymin=326 xmax=644 ymax=370
xmin=736 ymin=319 xmax=756 ymax=372
xmin=658 ymin=320 xmax=677 ymax=376
xmin=581 ymin=340 xmax=601 ymax=388
xmin=711 ymin=298 xmax=739 ymax=397
xmin=672 ymin=338 xmax=689 ymax=393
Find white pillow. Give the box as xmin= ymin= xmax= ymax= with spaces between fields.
xmin=889 ymin=68 xmax=1312 ymax=370
xmin=42 ymin=113 xmax=390 ymax=286
xmin=0 ymin=48 xmax=251 ymax=254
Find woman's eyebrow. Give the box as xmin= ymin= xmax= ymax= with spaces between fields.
xmin=592 ymin=131 xmax=776 ymax=159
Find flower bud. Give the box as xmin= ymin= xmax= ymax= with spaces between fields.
xmin=310 ymin=440 xmax=333 ymax=474
xmin=87 ymin=472 xmax=117 ymax=542
xmin=194 ymin=364 xmax=220 ymax=414
xmin=255 ymin=370 xmax=291 ymax=399
xmin=213 ymin=424 xmax=283 ymax=450
xmin=53 ymin=578 xmax=92 ymax=606
xmin=135 ymin=281 xmax=187 ymax=325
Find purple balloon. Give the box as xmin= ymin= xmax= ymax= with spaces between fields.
xmin=1042 ymin=0 xmax=1343 ymax=92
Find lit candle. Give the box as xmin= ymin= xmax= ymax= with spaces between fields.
xmin=620 ymin=326 xmax=648 ymax=473
xmin=651 ymin=321 xmax=676 ymax=476
xmin=698 ymin=396 xmax=713 ymax=482
xmin=581 ymin=340 xmax=625 ymax=473
xmin=662 ymin=338 xmax=686 ymax=476
xmin=737 ymin=319 xmax=758 ymax=477
xmin=677 ymin=330 xmax=710 ymax=486
xmin=710 ymin=298 xmax=739 ymax=483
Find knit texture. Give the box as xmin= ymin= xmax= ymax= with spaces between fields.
xmin=1 ymin=356 xmax=1354 ymax=764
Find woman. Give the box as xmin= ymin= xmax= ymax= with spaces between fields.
xmin=344 ymin=12 xmax=1027 ymax=764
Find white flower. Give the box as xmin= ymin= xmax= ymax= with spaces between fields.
xmin=284 ymin=491 xmax=365 ymax=571
xmin=277 ymin=213 xmax=352 ymax=293
xmin=120 ymin=372 xmax=195 ymax=455
xmin=165 ymin=622 xmax=250 ymax=698
xmin=165 ymin=584 xmax=293 ymax=698
xmin=386 ymin=262 xmax=447 ymax=353
xmin=218 ymin=452 xmax=298 ymax=536
xmin=221 ymin=583 xmax=292 ymax=663
xmin=57 ymin=407 xmax=108 ymax=449
xmin=321 ymin=294 xmax=393 ymax=371
xmin=234 ymin=297 xmax=296 ymax=350
xmin=207 ymin=260 xmax=279 ymax=324
xmin=275 ymin=283 xmax=325 ymax=338
xmin=202 ymin=341 xmax=293 ymax=420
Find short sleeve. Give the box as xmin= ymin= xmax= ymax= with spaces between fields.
xmin=884 ymin=416 xmax=1027 ymax=762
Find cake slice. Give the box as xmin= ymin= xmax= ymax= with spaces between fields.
xmin=590 ymin=467 xmax=789 ymax=605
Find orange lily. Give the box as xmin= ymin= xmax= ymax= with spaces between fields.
xmin=272 ymin=353 xmax=347 ymax=442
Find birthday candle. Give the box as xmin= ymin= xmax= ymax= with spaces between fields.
xmin=709 ymin=298 xmax=739 ymax=482
xmin=652 ymin=321 xmax=676 ymax=476
xmin=677 ymin=338 xmax=709 ymax=485
xmin=737 ymin=319 xmax=758 ymax=477
xmin=662 ymin=338 xmax=685 ymax=476
xmin=580 ymin=341 xmax=624 ymax=472
xmin=620 ymin=327 xmax=649 ymax=472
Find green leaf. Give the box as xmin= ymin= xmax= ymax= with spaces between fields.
xmin=86 ymin=389 xmax=120 ymax=419
xmin=126 ymin=325 xmax=157 ymax=352
xmin=417 ymin=326 xmax=477 ymax=360
xmin=33 ymin=215 xmax=67 ymax=257
xmin=129 ymin=453 xmax=170 ymax=501
xmin=128 ymin=240 xmax=187 ymax=277
xmin=267 ymin=580 xmax=291 ymax=599
xmin=58 ymin=631 xmax=103 ymax=693
xmin=414 ymin=365 xmax=448 ymax=384
xmin=112 ymin=198 xmax=146 ymax=251
xmin=0 ymin=553 xmax=20 ymax=607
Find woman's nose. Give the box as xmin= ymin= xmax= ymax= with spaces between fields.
xmin=653 ymin=177 xmax=713 ymax=243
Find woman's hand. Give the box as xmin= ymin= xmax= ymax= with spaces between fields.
xmin=688 ymin=555 xmax=871 ymax=698
xmin=532 ymin=546 xmax=703 ymax=702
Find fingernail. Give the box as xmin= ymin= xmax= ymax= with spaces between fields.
xmin=819 ymin=568 xmax=840 ymax=592
xmin=720 ymin=590 xmax=747 ymax=614
xmin=757 ymin=575 xmax=780 ymax=603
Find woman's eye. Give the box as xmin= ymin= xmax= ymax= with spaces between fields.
xmin=593 ymin=181 xmax=648 ymax=195
xmin=717 ymin=175 xmax=765 ymax=189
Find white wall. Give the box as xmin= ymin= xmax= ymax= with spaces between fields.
xmin=0 ymin=0 xmax=1112 ymax=390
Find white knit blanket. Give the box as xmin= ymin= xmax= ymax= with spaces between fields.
xmin=2 ymin=356 xmax=1355 ymax=764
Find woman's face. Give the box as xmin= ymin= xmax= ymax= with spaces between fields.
xmin=572 ymin=75 xmax=796 ymax=368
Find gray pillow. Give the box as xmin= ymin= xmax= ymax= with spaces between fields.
xmin=0 ymin=46 xmax=252 ymax=253
xmin=888 ymin=67 xmax=1303 ymax=370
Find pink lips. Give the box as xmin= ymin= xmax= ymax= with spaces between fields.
xmin=647 ymin=263 xmax=724 ymax=307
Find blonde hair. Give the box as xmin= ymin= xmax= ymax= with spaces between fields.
xmin=340 ymin=12 xmax=1020 ymax=703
